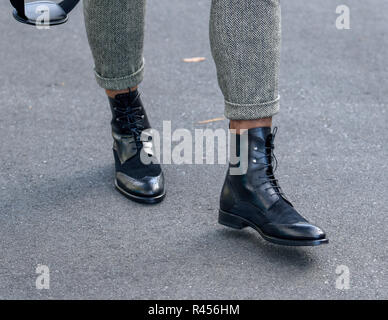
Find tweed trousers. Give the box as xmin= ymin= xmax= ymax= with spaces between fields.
xmin=83 ymin=0 xmax=281 ymax=120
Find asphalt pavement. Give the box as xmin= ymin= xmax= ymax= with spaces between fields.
xmin=0 ymin=0 xmax=386 ymax=299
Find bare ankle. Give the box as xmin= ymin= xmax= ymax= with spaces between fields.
xmin=230 ymin=118 xmax=272 ymax=134
xmin=105 ymin=86 xmax=138 ymax=98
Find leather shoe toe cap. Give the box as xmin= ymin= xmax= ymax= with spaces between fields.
xmin=262 ymin=222 xmax=326 ymax=241
xmin=116 ymin=171 xmax=165 ymax=197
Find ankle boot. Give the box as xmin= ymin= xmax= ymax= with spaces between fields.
xmin=219 ymin=127 xmax=328 ymax=246
xmin=108 ymin=90 xmax=165 ymax=204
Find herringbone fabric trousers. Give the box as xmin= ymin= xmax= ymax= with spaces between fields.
xmin=83 ymin=0 xmax=281 ymax=120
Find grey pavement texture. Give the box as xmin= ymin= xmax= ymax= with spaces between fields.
xmin=0 ymin=0 xmax=387 ymax=299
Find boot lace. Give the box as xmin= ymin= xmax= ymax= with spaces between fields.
xmin=253 ymin=127 xmax=288 ymax=199
xmin=114 ymin=93 xmax=146 ymax=149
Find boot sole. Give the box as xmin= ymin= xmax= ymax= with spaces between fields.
xmin=218 ymin=209 xmax=329 ymax=247
xmin=115 ymin=179 xmax=166 ymax=204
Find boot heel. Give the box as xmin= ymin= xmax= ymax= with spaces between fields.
xmin=218 ymin=210 xmax=247 ymax=230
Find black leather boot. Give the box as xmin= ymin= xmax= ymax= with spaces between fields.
xmin=219 ymin=127 xmax=328 ymax=246
xmin=108 ymin=90 xmax=165 ymax=204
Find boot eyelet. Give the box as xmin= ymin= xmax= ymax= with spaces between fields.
xmin=253 ymin=159 xmax=257 ymax=163
xmin=253 ymin=147 xmax=258 ymax=151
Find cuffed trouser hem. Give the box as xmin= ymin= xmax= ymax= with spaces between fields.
xmin=94 ymin=60 xmax=145 ymax=90
xmin=224 ymin=96 xmax=280 ymax=120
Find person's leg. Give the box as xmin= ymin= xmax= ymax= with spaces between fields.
xmin=210 ymin=0 xmax=328 ymax=245
xmin=83 ymin=0 xmax=145 ymax=92
xmin=210 ymin=0 xmax=281 ymax=127
xmin=83 ymin=0 xmax=165 ymax=203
